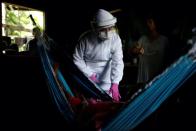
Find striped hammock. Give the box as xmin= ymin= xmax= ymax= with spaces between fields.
xmin=37 ymin=36 xmax=196 ymax=130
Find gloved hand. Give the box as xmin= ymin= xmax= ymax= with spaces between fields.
xmin=89 ymin=73 xmax=99 ymax=83
xmin=109 ymin=83 xmax=121 ymax=102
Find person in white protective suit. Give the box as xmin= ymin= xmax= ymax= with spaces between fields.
xmin=73 ymin=9 xmax=124 ymax=102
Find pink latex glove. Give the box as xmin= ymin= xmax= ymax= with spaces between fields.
xmin=109 ymin=83 xmax=121 ymax=102
xmin=89 ymin=73 xmax=99 ymax=83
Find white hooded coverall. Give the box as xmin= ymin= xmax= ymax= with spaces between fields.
xmin=73 ymin=31 xmax=124 ymax=92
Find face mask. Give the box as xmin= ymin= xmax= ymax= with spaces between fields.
xmin=107 ymin=30 xmax=114 ymax=39
xmin=98 ymin=31 xmax=107 ymax=40
xmin=98 ymin=30 xmax=114 ymax=40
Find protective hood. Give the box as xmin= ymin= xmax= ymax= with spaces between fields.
xmin=93 ymin=9 xmax=117 ymax=27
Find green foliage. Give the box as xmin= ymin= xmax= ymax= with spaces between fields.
xmin=6 ymin=11 xmax=19 ymax=25
xmin=5 ymin=8 xmax=32 ymax=37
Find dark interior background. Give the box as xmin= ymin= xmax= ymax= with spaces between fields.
xmin=1 ymin=0 xmax=196 ymax=130
xmin=2 ymin=0 xmax=196 ymax=55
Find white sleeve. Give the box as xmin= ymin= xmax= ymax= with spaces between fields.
xmin=73 ymin=40 xmax=93 ymax=77
xmin=111 ymin=36 xmax=124 ymax=84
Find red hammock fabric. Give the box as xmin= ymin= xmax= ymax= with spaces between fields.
xmin=69 ymin=96 xmax=125 ymax=130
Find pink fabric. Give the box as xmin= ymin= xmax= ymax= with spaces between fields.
xmin=88 ymin=98 xmax=98 ymax=105
xmin=89 ymin=73 xmax=99 ymax=83
xmin=109 ymin=83 xmax=121 ymax=102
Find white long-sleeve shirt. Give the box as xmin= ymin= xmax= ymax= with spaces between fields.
xmin=137 ymin=35 xmax=168 ymax=83
xmin=73 ymin=31 xmax=124 ymax=84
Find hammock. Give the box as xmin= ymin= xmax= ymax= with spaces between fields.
xmin=37 ymin=38 xmax=114 ymax=128
xmin=103 ymin=54 xmax=196 ymax=131
xmin=37 ymin=36 xmax=196 ymax=130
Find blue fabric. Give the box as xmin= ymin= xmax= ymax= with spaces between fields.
xmin=103 ymin=55 xmax=196 ymax=131
xmin=56 ymin=69 xmax=74 ymax=97
xmin=37 ymin=38 xmax=112 ymax=123
xmin=54 ymin=47 xmax=112 ymax=101
xmin=38 ymin=37 xmax=196 ymax=130
xmin=37 ymin=41 xmax=75 ymax=122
